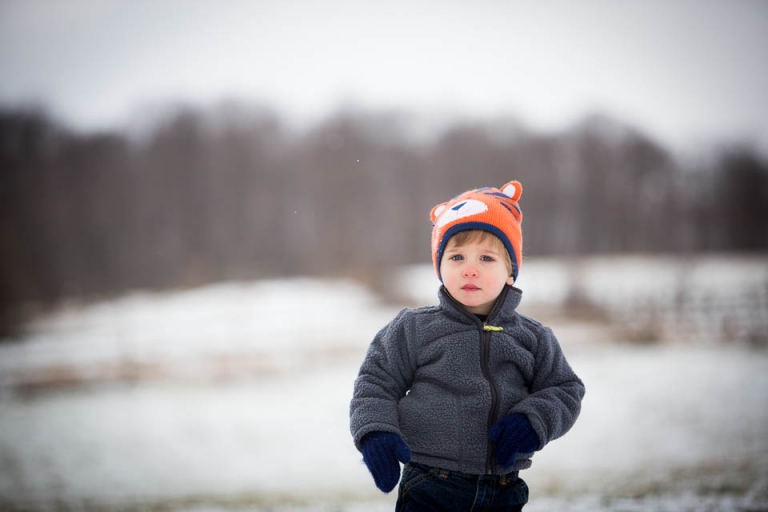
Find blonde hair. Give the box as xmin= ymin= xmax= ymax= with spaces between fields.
xmin=446 ymin=230 xmax=513 ymax=275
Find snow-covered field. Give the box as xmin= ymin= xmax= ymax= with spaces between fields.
xmin=1 ymin=255 xmax=767 ymax=511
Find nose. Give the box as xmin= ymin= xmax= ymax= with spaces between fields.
xmin=463 ymin=264 xmax=478 ymax=278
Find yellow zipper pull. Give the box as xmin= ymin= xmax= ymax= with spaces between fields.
xmin=483 ymin=324 xmax=503 ymax=332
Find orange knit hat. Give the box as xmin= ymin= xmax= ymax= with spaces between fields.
xmin=430 ymin=181 xmax=523 ymax=282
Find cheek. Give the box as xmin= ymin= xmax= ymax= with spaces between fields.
xmin=439 ymin=266 xmax=455 ymax=284
xmin=444 ymin=270 xmax=462 ymax=287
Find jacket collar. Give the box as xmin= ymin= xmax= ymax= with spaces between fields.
xmin=438 ymin=284 xmax=523 ymax=325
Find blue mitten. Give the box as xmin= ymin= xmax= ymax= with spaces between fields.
xmin=360 ymin=431 xmax=412 ymax=493
xmin=488 ymin=413 xmax=540 ymax=468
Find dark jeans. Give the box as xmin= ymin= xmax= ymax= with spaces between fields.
xmin=396 ymin=462 xmax=529 ymax=512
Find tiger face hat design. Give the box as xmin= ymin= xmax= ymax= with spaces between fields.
xmin=430 ymin=181 xmax=523 ymax=283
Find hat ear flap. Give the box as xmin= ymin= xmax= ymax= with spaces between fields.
xmin=430 ymin=203 xmax=448 ymax=223
xmin=501 ymin=180 xmax=522 ymax=201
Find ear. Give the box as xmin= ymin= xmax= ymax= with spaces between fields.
xmin=430 ymin=203 xmax=448 ymax=223
xmin=500 ymin=181 xmax=522 ymax=201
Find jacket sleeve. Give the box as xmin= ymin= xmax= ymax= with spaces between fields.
xmin=350 ymin=308 xmax=416 ymax=449
xmin=511 ymin=326 xmax=585 ymax=449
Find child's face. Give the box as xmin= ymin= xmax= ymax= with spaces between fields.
xmin=440 ymin=234 xmax=515 ymax=316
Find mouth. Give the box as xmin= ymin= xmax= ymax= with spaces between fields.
xmin=461 ymin=284 xmax=480 ymax=291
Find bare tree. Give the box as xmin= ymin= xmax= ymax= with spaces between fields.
xmin=1 ymin=104 xmax=765 ymax=338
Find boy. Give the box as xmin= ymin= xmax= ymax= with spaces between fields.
xmin=350 ymin=181 xmax=585 ymax=511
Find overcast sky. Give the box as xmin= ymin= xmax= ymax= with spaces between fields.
xmin=1 ymin=0 xmax=767 ymax=154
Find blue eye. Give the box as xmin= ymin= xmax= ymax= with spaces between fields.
xmin=481 ymin=255 xmax=494 ymax=262
xmin=449 ymin=254 xmax=464 ymax=261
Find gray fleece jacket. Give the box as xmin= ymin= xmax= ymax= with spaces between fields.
xmin=350 ymin=284 xmax=585 ymax=475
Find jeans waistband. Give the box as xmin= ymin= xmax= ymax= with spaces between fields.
xmin=408 ymin=462 xmax=519 ymax=483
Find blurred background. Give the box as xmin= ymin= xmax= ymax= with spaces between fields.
xmin=1 ymin=1 xmax=767 ymax=511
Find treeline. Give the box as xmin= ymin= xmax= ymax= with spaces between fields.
xmin=1 ymin=103 xmax=767 ymax=334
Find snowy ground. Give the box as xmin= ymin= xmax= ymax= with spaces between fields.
xmin=1 ymin=255 xmax=767 ymax=511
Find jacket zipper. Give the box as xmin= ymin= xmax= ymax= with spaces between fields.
xmin=442 ymin=285 xmax=507 ymax=475
xmin=480 ymin=293 xmax=505 ymax=475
